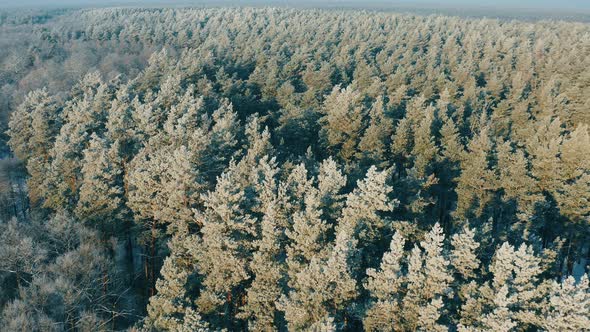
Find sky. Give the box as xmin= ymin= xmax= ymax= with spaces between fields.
xmin=0 ymin=0 xmax=589 ymax=11
xmin=395 ymin=0 xmax=590 ymax=9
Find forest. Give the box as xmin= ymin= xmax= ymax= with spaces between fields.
xmin=0 ymin=4 xmax=589 ymax=331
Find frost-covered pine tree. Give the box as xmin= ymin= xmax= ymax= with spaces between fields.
xmin=439 ymin=113 xmax=464 ymax=165
xmin=555 ymin=125 xmax=590 ymax=226
xmin=178 ymin=308 xmax=210 ymax=332
xmin=479 ymin=285 xmax=518 ymax=332
xmin=75 ymin=135 xmax=127 ymax=234
xmin=320 ymin=85 xmax=365 ymax=163
xmin=6 ymin=97 xmax=33 ymax=162
xmin=7 ymin=89 xmax=60 ymax=162
xmin=338 ymin=166 xmax=395 ymax=242
xmin=40 ymin=123 xmax=87 ymax=211
xmin=238 ymin=204 xmax=284 ymax=331
xmin=363 ymin=232 xmax=405 ymax=330
xmin=317 ymin=157 xmax=347 ymax=220
xmin=158 ymin=144 xmax=206 ymax=233
xmin=7 ymin=89 xmax=61 ymax=205
xmin=284 ymin=163 xmax=332 ymax=283
xmin=126 ymin=145 xmax=176 ymax=296
xmin=451 ymin=226 xmax=480 ymax=279
xmin=411 ymin=105 xmax=438 ymax=178
xmin=162 ymin=88 xmax=205 ymax=143
xmin=42 ymin=74 xmax=112 ymax=210
xmin=403 ymin=223 xmax=452 ymax=331
xmin=278 ymin=228 xmax=358 ymax=330
xmin=307 ymin=315 xmax=336 ymax=332
xmin=526 ymin=117 xmax=563 ymax=193
xmin=200 ymin=100 xmax=240 ymax=183
xmin=391 ymin=117 xmax=413 ymax=169
xmin=192 ymin=120 xmax=277 ymax=328
xmin=543 ymin=275 xmax=590 ymax=331
xmin=105 ymin=84 xmax=138 ymax=156
xmin=465 ymin=242 xmax=549 ymax=330
xmin=455 ymin=126 xmax=497 ymax=221
xmin=192 ymin=167 xmax=254 ymax=320
xmin=358 ymin=97 xmax=393 ymax=167
xmin=496 ymin=140 xmax=544 ymax=236
xmin=127 ymin=137 xmax=210 ymax=239
xmin=145 ymin=236 xmax=193 ymax=331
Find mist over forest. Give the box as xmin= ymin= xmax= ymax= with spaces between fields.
xmin=0 ymin=1 xmax=589 ymax=331
xmin=2 ymin=0 xmax=590 ymax=20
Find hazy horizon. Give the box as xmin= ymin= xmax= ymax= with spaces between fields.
xmin=1 ymin=0 xmax=589 ymax=11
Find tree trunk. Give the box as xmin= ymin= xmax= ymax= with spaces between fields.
xmin=150 ymin=221 xmax=156 ymax=297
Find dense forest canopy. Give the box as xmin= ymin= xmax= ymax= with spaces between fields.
xmin=0 ymin=4 xmax=589 ymax=331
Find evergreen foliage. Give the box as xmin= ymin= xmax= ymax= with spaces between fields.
xmin=1 ymin=6 xmax=589 ymax=331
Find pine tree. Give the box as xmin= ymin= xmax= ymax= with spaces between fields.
xmin=308 ymin=315 xmax=336 ymax=332
xmin=439 ymin=114 xmax=464 ymax=165
xmin=193 ymin=152 xmax=279 ymax=328
xmin=454 ymin=126 xmax=497 ymax=221
xmin=391 ymin=117 xmax=413 ymax=170
xmin=555 ymin=125 xmax=590 ymax=225
xmin=75 ymin=135 xmax=127 ymax=234
xmin=105 ymin=84 xmax=138 ymax=157
xmin=317 ymin=157 xmax=347 ymax=220
xmin=403 ymin=223 xmax=452 ymax=331
xmin=6 ymin=96 xmax=33 ymax=162
xmin=285 ymin=164 xmax=332 ymax=283
xmin=278 ymin=228 xmax=358 ymax=330
xmin=411 ymin=105 xmax=438 ymax=178
xmin=238 ymin=204 xmax=284 ymax=331
xmin=42 ymin=74 xmax=112 ymax=211
xmin=338 ymin=166 xmax=395 ymax=242
xmin=451 ymin=226 xmax=480 ymax=279
xmin=480 ymin=285 xmax=518 ymax=332
xmin=7 ymin=89 xmax=61 ymax=205
xmin=422 ymin=223 xmax=454 ymax=302
xmin=555 ymin=173 xmax=590 ymax=225
xmin=239 ymin=115 xmax=274 ymax=173
xmin=526 ymin=117 xmax=563 ymax=193
xmin=402 ymin=245 xmax=426 ymax=330
xmin=467 ymin=242 xmax=549 ymax=330
xmin=126 ymin=146 xmax=169 ymax=225
xmin=126 ymin=145 xmax=180 ymax=298
xmin=146 ymin=236 xmax=193 ymax=331
xmin=543 ymin=275 xmax=590 ymax=331
xmin=358 ymin=97 xmax=393 ymax=167
xmin=158 ymin=145 xmax=205 ymax=233
xmin=457 ymin=280 xmax=486 ymax=329
xmin=193 ymin=168 xmax=254 ymax=317
xmin=320 ymin=85 xmax=365 ymax=163
xmin=178 ymin=308 xmax=210 ymax=332
xmin=560 ymin=124 xmax=590 ymax=180
xmin=363 ymin=232 xmax=405 ymax=331
xmin=201 ymin=100 xmax=240 ymax=183
xmin=419 ymin=297 xmax=447 ymax=332
xmin=496 ymin=140 xmax=544 ymax=236
xmin=41 ymin=119 xmax=89 ymax=210
xmin=7 ymin=89 xmax=59 ymax=162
